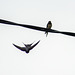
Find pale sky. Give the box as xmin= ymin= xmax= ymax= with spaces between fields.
xmin=0 ymin=0 xmax=75 ymax=75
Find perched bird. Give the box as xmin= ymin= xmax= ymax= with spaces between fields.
xmin=45 ymin=21 xmax=52 ymax=37
xmin=13 ymin=40 xmax=40 ymax=53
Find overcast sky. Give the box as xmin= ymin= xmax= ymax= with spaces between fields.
xmin=0 ymin=0 xmax=75 ymax=75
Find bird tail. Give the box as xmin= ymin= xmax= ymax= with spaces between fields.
xmin=45 ymin=31 xmax=48 ymax=37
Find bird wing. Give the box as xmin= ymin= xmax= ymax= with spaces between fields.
xmin=0 ymin=19 xmax=75 ymax=37
xmin=29 ymin=40 xmax=40 ymax=50
xmin=13 ymin=44 xmax=26 ymax=51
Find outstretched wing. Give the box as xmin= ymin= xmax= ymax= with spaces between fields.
xmin=0 ymin=19 xmax=75 ymax=37
xmin=29 ymin=40 xmax=40 ymax=50
xmin=13 ymin=44 xmax=26 ymax=51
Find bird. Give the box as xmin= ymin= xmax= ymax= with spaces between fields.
xmin=0 ymin=19 xmax=75 ymax=37
xmin=13 ymin=40 xmax=40 ymax=53
xmin=45 ymin=21 xmax=52 ymax=37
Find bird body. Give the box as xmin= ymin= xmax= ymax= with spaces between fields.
xmin=45 ymin=21 xmax=52 ymax=37
xmin=13 ymin=40 xmax=40 ymax=53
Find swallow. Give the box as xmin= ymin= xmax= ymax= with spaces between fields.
xmin=0 ymin=19 xmax=75 ymax=37
xmin=45 ymin=21 xmax=52 ymax=37
xmin=13 ymin=40 xmax=40 ymax=53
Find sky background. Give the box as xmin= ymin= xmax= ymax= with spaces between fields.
xmin=0 ymin=0 xmax=75 ymax=75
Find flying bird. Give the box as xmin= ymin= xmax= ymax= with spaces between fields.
xmin=0 ymin=19 xmax=75 ymax=37
xmin=45 ymin=21 xmax=52 ymax=37
xmin=13 ymin=40 xmax=40 ymax=53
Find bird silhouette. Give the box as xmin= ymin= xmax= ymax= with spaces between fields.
xmin=13 ymin=40 xmax=40 ymax=53
xmin=0 ymin=19 xmax=75 ymax=37
xmin=45 ymin=21 xmax=52 ymax=37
